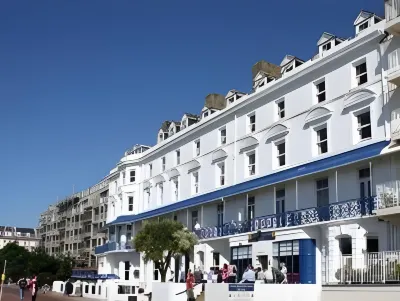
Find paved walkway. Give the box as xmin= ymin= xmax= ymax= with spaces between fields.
xmin=2 ymin=287 xmax=95 ymax=301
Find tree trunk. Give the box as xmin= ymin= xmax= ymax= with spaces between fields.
xmin=160 ymin=268 xmax=167 ymax=282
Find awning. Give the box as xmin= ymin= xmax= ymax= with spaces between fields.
xmin=143 ymin=181 xmax=151 ymax=190
xmin=212 ymin=149 xmax=228 ymax=164
xmin=304 ymin=107 xmax=332 ymax=126
xmin=238 ymin=137 xmax=258 ymax=153
xmin=168 ymin=168 xmax=180 ymax=179
xmin=343 ymin=88 xmax=376 ymax=111
xmin=152 ymin=174 xmax=165 ymax=185
xmin=107 ymin=140 xmax=389 ymax=226
xmin=186 ymin=160 xmax=200 ymax=173
xmin=264 ymin=124 xmax=289 ymax=142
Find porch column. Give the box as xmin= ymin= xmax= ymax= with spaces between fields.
xmin=369 ymin=161 xmax=373 ymax=197
xmin=273 ymin=186 xmax=276 ymax=214
xmin=186 ymin=209 xmax=189 ymax=228
xmin=222 ymin=198 xmax=225 ymax=223
xmin=335 ymin=170 xmax=338 ymax=202
xmin=201 ymin=206 xmax=204 ymax=226
xmin=295 ymin=180 xmax=299 ymax=210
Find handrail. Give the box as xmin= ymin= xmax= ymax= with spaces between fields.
xmin=175 ymin=282 xmax=202 ymax=295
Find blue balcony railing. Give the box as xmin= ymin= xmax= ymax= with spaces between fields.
xmin=194 ymin=197 xmax=376 ymax=240
xmin=94 ymin=241 xmax=134 ymax=255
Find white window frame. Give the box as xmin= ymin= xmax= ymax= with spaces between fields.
xmin=314 ymin=78 xmax=326 ymax=103
xmin=353 ymin=107 xmax=372 ymax=144
xmin=275 ymin=189 xmax=285 ymax=214
xmin=194 ymin=140 xmax=201 ymax=157
xmin=353 ymin=58 xmax=368 ymax=87
xmin=247 ymin=112 xmax=256 ymax=133
xmin=176 ymin=150 xmax=180 ymax=165
xmin=161 ymin=157 xmax=166 ymax=172
xmin=128 ymin=196 xmax=134 ymax=212
xmin=275 ymin=139 xmax=286 ymax=168
xmin=192 ymin=172 xmax=199 ymax=195
xmin=358 ymin=20 xmax=369 ymax=33
xmin=316 ymin=178 xmax=329 ymax=207
xmin=276 ymin=98 xmax=285 ymax=120
xmin=322 ymin=42 xmax=331 ymax=52
xmin=315 ymin=125 xmax=328 ymax=155
xmin=171 ymin=177 xmax=179 ymax=201
xmin=129 ymin=170 xmax=136 ymax=183
xmin=158 ymin=183 xmax=163 ymax=205
xmin=216 ymin=161 xmax=225 ymax=187
xmin=219 ymin=127 xmax=227 ymax=145
xmin=246 ymin=151 xmax=256 ymax=177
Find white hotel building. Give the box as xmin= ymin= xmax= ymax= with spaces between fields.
xmin=95 ymin=5 xmax=400 ymax=287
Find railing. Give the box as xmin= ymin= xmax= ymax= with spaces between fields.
xmin=94 ymin=241 xmax=134 ymax=255
xmin=377 ymin=189 xmax=400 ymax=209
xmin=386 ymin=0 xmax=400 ymax=21
xmin=323 ymin=251 xmax=400 ymax=284
xmin=194 ymin=197 xmax=376 ymax=240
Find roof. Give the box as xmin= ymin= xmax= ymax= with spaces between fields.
xmin=280 ymin=55 xmax=305 ymax=68
xmin=183 ymin=113 xmax=199 ymax=119
xmin=108 ymin=140 xmax=389 ymax=226
xmin=354 ymin=10 xmax=383 ymax=26
xmin=317 ymin=32 xmax=346 ymax=46
xmin=159 ymin=121 xmax=171 ymax=132
xmin=226 ymin=89 xmax=246 ymax=98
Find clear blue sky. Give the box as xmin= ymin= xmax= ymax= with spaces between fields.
xmin=0 ymin=0 xmax=384 ymax=227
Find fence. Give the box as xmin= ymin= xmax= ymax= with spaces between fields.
xmin=323 ymin=251 xmax=400 ymax=284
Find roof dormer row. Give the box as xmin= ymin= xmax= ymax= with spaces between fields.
xmin=154 ymin=9 xmax=383 ymax=145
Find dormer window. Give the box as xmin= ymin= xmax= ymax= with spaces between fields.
xmin=203 ymin=111 xmax=209 ymax=118
xmin=259 ymin=80 xmax=265 ymax=88
xmin=163 ymin=133 xmax=168 ymax=140
xmin=228 ymin=97 xmax=235 ymax=104
xmin=322 ymin=43 xmax=331 ymax=52
xmin=358 ymin=21 xmax=369 ymax=32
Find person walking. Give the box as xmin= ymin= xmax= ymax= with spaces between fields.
xmin=31 ymin=277 xmax=38 ymax=301
xmin=186 ymin=269 xmax=195 ymax=301
xmin=17 ymin=277 xmax=28 ymax=300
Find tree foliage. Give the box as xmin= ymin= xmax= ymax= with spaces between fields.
xmin=0 ymin=243 xmax=75 ymax=282
xmin=133 ymin=219 xmax=198 ymax=282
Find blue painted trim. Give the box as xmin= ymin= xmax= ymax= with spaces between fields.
xmin=109 ymin=140 xmax=389 ymax=226
xmin=299 ymin=239 xmax=316 ymax=284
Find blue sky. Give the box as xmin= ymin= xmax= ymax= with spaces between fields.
xmin=0 ymin=0 xmax=384 ymax=227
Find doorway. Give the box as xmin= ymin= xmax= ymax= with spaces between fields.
xmin=231 ymin=245 xmax=252 ymax=282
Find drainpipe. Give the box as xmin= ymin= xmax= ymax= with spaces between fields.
xmin=379 ymin=32 xmax=390 ymax=140
xmin=234 ymin=114 xmax=237 ymax=184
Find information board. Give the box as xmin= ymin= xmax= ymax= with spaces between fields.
xmin=228 ymin=284 xmax=254 ymax=301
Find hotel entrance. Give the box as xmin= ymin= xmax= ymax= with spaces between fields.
xmin=231 ymin=245 xmax=252 ymax=282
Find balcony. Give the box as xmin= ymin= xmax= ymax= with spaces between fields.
xmin=387 ymin=65 xmax=400 ymax=86
xmin=375 ymin=191 xmax=400 ymax=225
xmin=386 ymin=0 xmax=400 ymax=35
xmin=194 ymin=197 xmax=375 ymax=240
xmin=94 ymin=241 xmax=134 ymax=255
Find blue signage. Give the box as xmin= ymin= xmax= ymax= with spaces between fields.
xmin=228 ymin=284 xmax=254 ymax=292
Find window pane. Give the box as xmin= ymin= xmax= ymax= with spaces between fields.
xmin=318 ymin=128 xmax=327 ymax=141
xmin=277 ymin=143 xmax=285 ymax=154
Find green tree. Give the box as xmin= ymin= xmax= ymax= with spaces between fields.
xmin=134 ymin=219 xmax=198 ymax=282
xmin=55 ymin=253 xmax=75 ymax=281
xmin=0 ymin=243 xmax=30 ymax=281
xmin=28 ymin=247 xmax=60 ymax=276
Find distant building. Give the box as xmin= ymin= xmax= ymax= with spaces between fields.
xmin=0 ymin=226 xmax=40 ymax=251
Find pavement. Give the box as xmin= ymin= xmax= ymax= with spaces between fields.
xmin=1 ymin=287 xmax=93 ymax=301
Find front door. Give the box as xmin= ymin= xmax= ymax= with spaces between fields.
xmin=231 ymin=245 xmax=252 ymax=282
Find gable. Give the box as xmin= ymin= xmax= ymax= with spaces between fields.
xmin=317 ymin=32 xmax=335 ymax=46
xmin=354 ymin=11 xmax=373 ymax=26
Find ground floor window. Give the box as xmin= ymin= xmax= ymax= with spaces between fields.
xmin=231 ymin=245 xmax=252 ymax=282
xmin=273 ymin=240 xmax=299 ymax=283
xmin=117 ymin=285 xmax=135 ymax=294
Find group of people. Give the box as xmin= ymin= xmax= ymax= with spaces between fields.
xmin=17 ymin=276 xmax=38 ymax=301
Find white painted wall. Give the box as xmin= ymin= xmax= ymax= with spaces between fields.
xmin=204 ymin=283 xmax=321 ymax=301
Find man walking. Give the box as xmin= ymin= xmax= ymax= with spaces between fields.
xmin=18 ymin=277 xmax=28 ymax=300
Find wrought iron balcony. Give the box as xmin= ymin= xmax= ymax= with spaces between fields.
xmin=194 ymin=197 xmax=376 ymax=240
xmin=94 ymin=241 xmax=134 ymax=255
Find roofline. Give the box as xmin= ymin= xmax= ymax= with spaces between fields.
xmin=114 ymin=28 xmax=384 ymax=164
